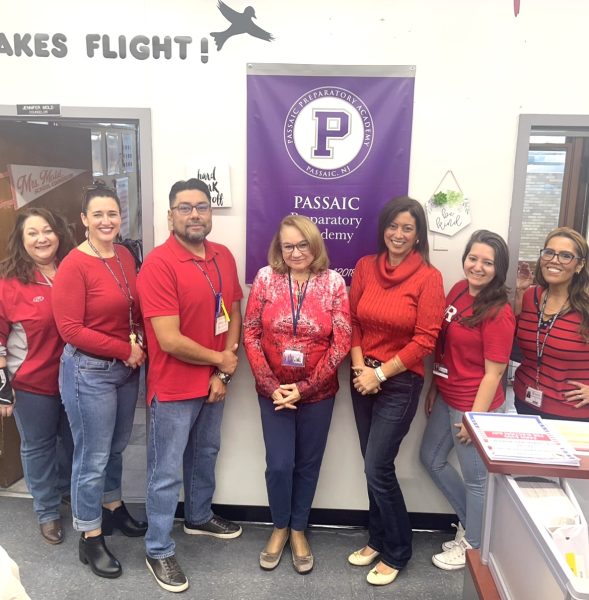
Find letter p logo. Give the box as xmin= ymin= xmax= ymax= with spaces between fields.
xmin=312 ymin=110 xmax=350 ymax=158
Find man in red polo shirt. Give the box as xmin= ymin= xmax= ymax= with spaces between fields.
xmin=137 ymin=178 xmax=243 ymax=593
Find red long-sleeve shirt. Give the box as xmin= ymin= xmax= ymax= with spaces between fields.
xmin=350 ymin=251 xmax=445 ymax=376
xmin=52 ymin=247 xmax=140 ymax=361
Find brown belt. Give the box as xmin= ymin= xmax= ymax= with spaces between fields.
xmin=364 ymin=356 xmax=382 ymax=368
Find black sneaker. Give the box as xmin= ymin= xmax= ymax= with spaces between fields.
xmin=146 ymin=555 xmax=189 ymax=593
xmin=183 ymin=514 xmax=242 ymax=539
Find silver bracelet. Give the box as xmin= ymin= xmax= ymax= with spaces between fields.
xmin=374 ymin=366 xmax=387 ymax=383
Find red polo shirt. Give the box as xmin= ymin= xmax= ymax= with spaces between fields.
xmin=137 ymin=233 xmax=243 ymax=404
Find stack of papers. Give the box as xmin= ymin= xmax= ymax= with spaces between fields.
xmin=465 ymin=412 xmax=580 ymax=466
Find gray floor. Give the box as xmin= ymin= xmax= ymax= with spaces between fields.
xmin=0 ymin=495 xmax=463 ymax=600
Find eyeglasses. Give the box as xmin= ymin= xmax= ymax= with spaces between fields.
xmin=539 ymin=248 xmax=583 ymax=265
xmin=171 ymin=203 xmax=211 ymax=216
xmin=281 ymin=241 xmax=311 ymax=254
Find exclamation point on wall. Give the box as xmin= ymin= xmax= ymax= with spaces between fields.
xmin=201 ymin=38 xmax=209 ymax=63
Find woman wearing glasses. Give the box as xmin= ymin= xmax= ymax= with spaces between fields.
xmin=52 ymin=182 xmax=147 ymax=579
xmin=514 ymin=226 xmax=589 ymax=420
xmin=347 ymin=197 xmax=445 ymax=586
xmin=0 ymin=207 xmax=74 ymax=545
xmin=243 ymin=215 xmax=351 ymax=574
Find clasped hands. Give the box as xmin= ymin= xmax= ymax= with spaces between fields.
xmin=352 ymin=366 xmax=381 ymax=396
xmin=271 ymin=383 xmax=301 ymax=411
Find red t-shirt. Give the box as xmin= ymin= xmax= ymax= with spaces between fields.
xmin=137 ymin=234 xmax=243 ymax=404
xmin=52 ymin=246 xmax=140 ymax=361
xmin=514 ymin=286 xmax=589 ymax=419
xmin=0 ymin=274 xmax=63 ymax=395
xmin=243 ymin=266 xmax=351 ymax=402
xmin=349 ymin=251 xmax=445 ymax=376
xmin=434 ymin=280 xmax=515 ymax=412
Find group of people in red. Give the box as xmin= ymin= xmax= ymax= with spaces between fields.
xmin=1 ymin=181 xmax=589 ymax=593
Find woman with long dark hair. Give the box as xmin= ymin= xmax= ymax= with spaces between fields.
xmin=347 ymin=197 xmax=445 ymax=586
xmin=420 ymin=230 xmax=515 ymax=570
xmin=514 ymin=226 xmax=589 ymax=420
xmin=0 ymin=207 xmax=74 ymax=544
xmin=52 ymin=182 xmax=147 ymax=578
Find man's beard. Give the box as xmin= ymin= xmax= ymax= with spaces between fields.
xmin=175 ymin=222 xmax=211 ymax=245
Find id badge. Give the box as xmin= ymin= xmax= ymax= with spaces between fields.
xmin=215 ymin=315 xmax=229 ymax=336
xmin=433 ymin=362 xmax=449 ymax=379
xmin=282 ymin=349 xmax=305 ymax=367
xmin=525 ymin=386 xmax=543 ymax=408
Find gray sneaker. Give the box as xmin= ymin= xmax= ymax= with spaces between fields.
xmin=146 ymin=555 xmax=189 ymax=593
xmin=183 ymin=514 xmax=242 ymax=539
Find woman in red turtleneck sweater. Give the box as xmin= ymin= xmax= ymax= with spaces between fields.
xmin=346 ymin=197 xmax=445 ymax=587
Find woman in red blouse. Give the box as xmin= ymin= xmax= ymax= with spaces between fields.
xmin=244 ymin=215 xmax=351 ymax=574
xmin=347 ymin=197 xmax=445 ymax=586
xmin=514 ymin=227 xmax=589 ymax=420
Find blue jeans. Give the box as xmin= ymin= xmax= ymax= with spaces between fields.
xmin=258 ymin=395 xmax=334 ymax=531
xmin=59 ymin=344 xmax=139 ymax=532
xmin=13 ymin=390 xmax=73 ymax=524
xmin=352 ymin=370 xmax=423 ymax=570
xmin=420 ymin=395 xmax=503 ymax=548
xmin=145 ymin=396 xmax=224 ymax=559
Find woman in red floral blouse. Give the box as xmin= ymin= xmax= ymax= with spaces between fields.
xmin=244 ymin=215 xmax=351 ymax=575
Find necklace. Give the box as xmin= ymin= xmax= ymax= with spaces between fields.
xmin=36 ymin=263 xmax=57 ymax=287
xmin=87 ymin=237 xmax=137 ymax=345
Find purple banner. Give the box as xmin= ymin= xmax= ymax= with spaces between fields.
xmin=246 ymin=64 xmax=415 ymax=284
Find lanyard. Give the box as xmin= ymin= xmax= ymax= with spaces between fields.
xmin=288 ymin=270 xmax=311 ymax=337
xmin=535 ymin=289 xmax=567 ymax=387
xmin=193 ymin=257 xmax=229 ymax=320
xmin=87 ymin=239 xmax=135 ymax=333
xmin=438 ymin=285 xmax=473 ymax=358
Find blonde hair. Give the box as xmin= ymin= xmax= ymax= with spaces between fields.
xmin=267 ymin=215 xmax=329 ymax=274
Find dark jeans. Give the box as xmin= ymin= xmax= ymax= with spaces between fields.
xmin=258 ymin=395 xmax=334 ymax=531
xmin=351 ymin=370 xmax=423 ymax=570
xmin=13 ymin=390 xmax=73 ymax=524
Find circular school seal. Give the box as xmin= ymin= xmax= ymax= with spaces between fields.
xmin=283 ymin=86 xmax=374 ymax=180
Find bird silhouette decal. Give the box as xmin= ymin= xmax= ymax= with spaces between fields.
xmin=210 ymin=1 xmax=275 ymax=51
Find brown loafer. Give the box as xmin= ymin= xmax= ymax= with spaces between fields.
xmin=292 ymin=551 xmax=314 ymax=574
xmin=259 ymin=530 xmax=290 ymax=570
xmin=40 ymin=519 xmax=64 ymax=545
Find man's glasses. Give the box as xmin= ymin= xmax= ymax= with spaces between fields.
xmin=171 ymin=203 xmax=211 ymax=216
xmin=540 ymin=248 xmax=583 ymax=265
xmin=281 ymin=241 xmax=310 ymax=254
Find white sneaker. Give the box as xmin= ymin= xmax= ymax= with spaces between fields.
xmin=432 ymin=538 xmax=472 ymax=570
xmin=441 ymin=522 xmax=465 ymax=551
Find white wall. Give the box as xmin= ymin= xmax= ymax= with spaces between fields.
xmin=3 ymin=0 xmax=588 ymax=513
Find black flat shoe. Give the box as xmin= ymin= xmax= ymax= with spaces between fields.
xmin=102 ymin=502 xmax=148 ymax=537
xmin=79 ymin=534 xmax=122 ymax=578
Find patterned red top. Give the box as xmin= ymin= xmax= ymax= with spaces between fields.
xmin=514 ymin=286 xmax=589 ymax=419
xmin=243 ymin=266 xmax=351 ymax=402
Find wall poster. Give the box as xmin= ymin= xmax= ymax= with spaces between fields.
xmin=246 ymin=63 xmax=415 ymax=284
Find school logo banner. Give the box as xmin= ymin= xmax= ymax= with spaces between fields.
xmin=246 ymin=63 xmax=415 ymax=284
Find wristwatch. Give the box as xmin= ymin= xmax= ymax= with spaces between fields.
xmin=214 ymin=370 xmax=232 ymax=385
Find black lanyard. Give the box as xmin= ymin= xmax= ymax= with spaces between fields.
xmin=288 ymin=270 xmax=311 ymax=337
xmin=535 ymin=289 xmax=566 ymax=387
xmin=438 ymin=285 xmax=473 ymax=358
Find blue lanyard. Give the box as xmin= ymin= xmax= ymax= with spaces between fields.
xmin=288 ymin=270 xmax=311 ymax=337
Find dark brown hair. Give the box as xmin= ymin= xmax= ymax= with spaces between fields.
xmin=0 ymin=207 xmax=75 ymax=284
xmin=377 ymin=196 xmax=430 ymax=264
xmin=535 ymin=227 xmax=589 ymax=340
xmin=460 ymin=230 xmax=510 ymax=327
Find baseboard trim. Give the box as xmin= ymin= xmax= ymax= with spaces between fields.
xmin=172 ymin=502 xmax=457 ymax=532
